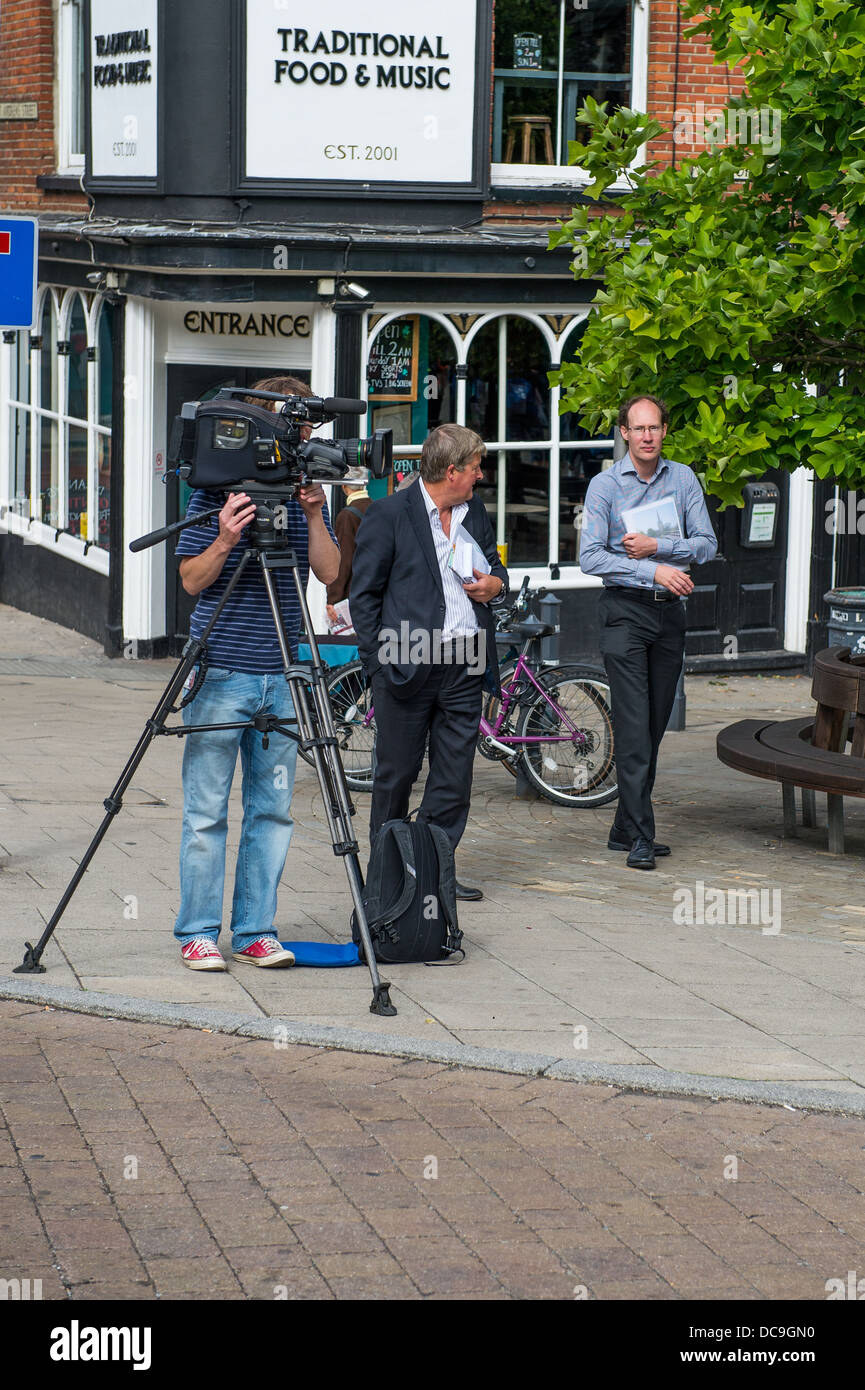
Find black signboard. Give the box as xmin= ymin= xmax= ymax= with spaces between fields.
xmin=514 ymin=33 xmax=542 ymax=69
xmin=367 ymin=317 xmax=420 ymax=400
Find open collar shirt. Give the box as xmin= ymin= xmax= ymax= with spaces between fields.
xmin=418 ymin=478 xmax=479 ymax=636
xmin=579 ymin=453 xmax=718 ymax=590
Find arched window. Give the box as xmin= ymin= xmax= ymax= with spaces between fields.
xmin=66 ymin=295 xmax=88 ymax=536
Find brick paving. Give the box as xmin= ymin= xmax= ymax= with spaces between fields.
xmin=1 ymin=1002 xmax=863 ymax=1301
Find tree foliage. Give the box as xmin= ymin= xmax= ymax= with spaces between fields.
xmin=550 ymin=0 xmax=865 ymax=505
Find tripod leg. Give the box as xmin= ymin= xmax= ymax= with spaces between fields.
xmin=14 ymin=642 xmax=203 ymax=973
xmin=15 ymin=551 xmax=257 ymax=974
xmin=258 ymin=561 xmax=397 ymax=1017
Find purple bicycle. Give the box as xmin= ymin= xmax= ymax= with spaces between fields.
xmin=304 ymin=584 xmax=618 ymax=809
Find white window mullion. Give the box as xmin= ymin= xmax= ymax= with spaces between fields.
xmin=549 ymin=382 xmax=562 ymax=567
xmin=496 ymin=317 xmax=507 ymax=551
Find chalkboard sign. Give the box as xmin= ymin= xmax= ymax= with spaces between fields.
xmin=367 ymin=316 xmax=419 ymax=401
xmin=514 ymin=33 xmax=542 ymax=69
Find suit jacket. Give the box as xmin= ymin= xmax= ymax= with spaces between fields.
xmin=350 ymin=482 xmax=509 ymax=699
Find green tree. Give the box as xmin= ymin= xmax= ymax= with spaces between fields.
xmin=551 ymin=0 xmax=865 ymax=505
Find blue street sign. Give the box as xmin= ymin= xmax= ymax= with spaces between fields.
xmin=0 ymin=215 xmax=39 ymax=330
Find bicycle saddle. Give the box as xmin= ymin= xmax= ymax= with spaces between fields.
xmin=511 ymin=617 xmax=555 ymax=639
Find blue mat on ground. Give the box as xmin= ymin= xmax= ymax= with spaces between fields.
xmin=280 ymin=941 xmax=361 ymax=967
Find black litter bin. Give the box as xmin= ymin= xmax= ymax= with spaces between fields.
xmin=825 ymin=587 xmax=865 ymax=656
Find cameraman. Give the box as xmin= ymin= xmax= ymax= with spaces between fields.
xmin=173 ymin=375 xmax=339 ymax=972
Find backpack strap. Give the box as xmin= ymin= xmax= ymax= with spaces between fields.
xmin=423 ymin=823 xmax=465 ymax=966
xmin=365 ymin=820 xmax=418 ymax=930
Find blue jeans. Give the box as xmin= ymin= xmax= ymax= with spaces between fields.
xmin=173 ymin=668 xmax=298 ymax=951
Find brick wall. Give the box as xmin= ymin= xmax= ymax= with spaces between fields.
xmin=646 ymin=1 xmax=747 ymax=167
xmin=0 ymin=0 xmax=87 ymax=214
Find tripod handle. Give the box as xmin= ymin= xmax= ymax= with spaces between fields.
xmin=129 ymin=505 xmax=223 ymax=552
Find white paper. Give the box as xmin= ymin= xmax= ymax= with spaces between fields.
xmin=448 ymin=521 xmax=491 ymax=582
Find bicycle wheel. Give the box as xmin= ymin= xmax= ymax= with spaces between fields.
xmin=518 ymin=672 xmax=618 ymax=807
xmin=480 ymin=663 xmax=611 ymax=778
xmin=300 ymin=660 xmax=376 ymax=792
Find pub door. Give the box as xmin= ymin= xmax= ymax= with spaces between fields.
xmin=686 ymin=470 xmax=790 ymax=662
xmin=165 ymin=364 xmax=307 ymax=655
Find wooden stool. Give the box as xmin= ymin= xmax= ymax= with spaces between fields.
xmin=504 ymin=114 xmax=555 ymax=165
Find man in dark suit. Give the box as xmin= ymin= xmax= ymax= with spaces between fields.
xmin=350 ymin=424 xmax=508 ymax=901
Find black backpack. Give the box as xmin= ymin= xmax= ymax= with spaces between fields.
xmin=351 ymin=819 xmax=464 ymax=965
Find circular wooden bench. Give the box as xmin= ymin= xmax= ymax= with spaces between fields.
xmin=717 ymin=646 xmax=865 ymax=853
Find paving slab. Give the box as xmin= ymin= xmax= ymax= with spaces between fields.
xmin=2 ymin=603 xmax=865 ymax=1102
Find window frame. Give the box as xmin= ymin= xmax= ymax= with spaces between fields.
xmin=56 ymin=0 xmax=86 ymax=176
xmin=490 ymin=0 xmax=650 ymax=192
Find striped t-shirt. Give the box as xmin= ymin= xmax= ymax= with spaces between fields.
xmin=175 ymin=489 xmax=337 ymax=673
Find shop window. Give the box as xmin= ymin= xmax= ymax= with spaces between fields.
xmin=9 ymin=334 xmax=31 ymax=512
xmin=468 ymin=316 xmax=552 ymax=567
xmin=2 ymin=290 xmax=113 ymax=560
xmin=67 ymin=296 xmax=88 ymax=419
xmin=40 ymin=297 xmax=57 ymax=412
xmin=10 ymin=410 xmax=31 ymax=512
xmin=11 ymin=330 xmax=29 ymax=404
xmin=366 ymin=315 xmax=457 ymax=482
xmin=40 ymin=419 xmax=60 ymax=527
xmin=39 ymin=298 xmax=60 ymax=526
xmin=96 ymin=303 xmax=114 ymax=544
xmin=492 ymin=0 xmax=637 ymax=180
xmin=66 ymin=424 xmax=87 ymax=536
xmin=97 ymin=304 xmax=113 ymax=427
xmin=559 ymin=319 xmax=611 ymax=564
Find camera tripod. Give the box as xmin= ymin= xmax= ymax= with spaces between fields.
xmin=15 ymin=495 xmax=397 ymax=1017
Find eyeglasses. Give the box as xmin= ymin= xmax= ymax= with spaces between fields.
xmin=624 ymin=425 xmax=664 ymax=435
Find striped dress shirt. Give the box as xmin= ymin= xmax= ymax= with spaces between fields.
xmin=418 ymin=478 xmax=480 ymax=637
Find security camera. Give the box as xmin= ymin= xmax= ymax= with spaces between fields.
xmin=338 ymin=281 xmax=370 ymax=301
xmin=85 ymin=271 xmax=103 ymax=284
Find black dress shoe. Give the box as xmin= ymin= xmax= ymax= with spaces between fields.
xmin=608 ymin=827 xmax=670 ymax=856
xmin=627 ymin=838 xmax=656 ymax=870
xmin=455 ymin=881 xmax=483 ymax=901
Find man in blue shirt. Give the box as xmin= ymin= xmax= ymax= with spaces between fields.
xmin=173 ymin=376 xmax=339 ymax=969
xmin=580 ymin=394 xmax=717 ymax=869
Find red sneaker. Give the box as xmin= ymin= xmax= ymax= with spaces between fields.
xmin=232 ymin=937 xmax=295 ymax=968
xmin=181 ymin=937 xmax=226 ymax=971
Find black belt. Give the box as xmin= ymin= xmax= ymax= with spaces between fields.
xmin=604 ymin=586 xmax=681 ymax=605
